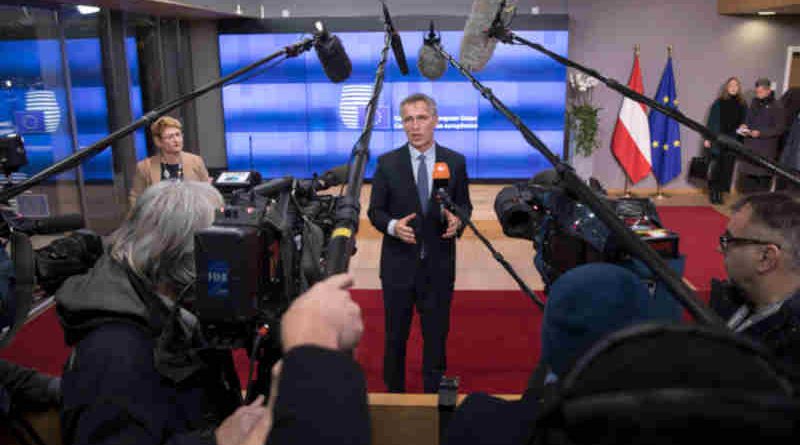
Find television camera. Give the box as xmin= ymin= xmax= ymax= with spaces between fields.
xmin=0 ymin=134 xmax=102 ymax=348
xmin=192 ymin=165 xmax=348 ymax=398
xmin=494 ymin=172 xmax=681 ymax=298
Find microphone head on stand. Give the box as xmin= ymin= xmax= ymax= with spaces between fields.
xmin=459 ymin=0 xmax=516 ymax=72
xmin=418 ymin=21 xmax=448 ymax=80
xmin=313 ymin=21 xmax=352 ymax=83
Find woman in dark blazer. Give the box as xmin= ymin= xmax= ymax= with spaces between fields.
xmin=704 ymin=77 xmax=748 ymax=204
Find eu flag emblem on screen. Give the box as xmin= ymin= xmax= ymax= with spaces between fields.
xmin=14 ymin=111 xmax=45 ymax=133
xmin=358 ymin=105 xmax=390 ymax=130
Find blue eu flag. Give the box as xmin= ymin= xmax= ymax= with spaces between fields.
xmin=14 ymin=110 xmax=46 ymax=133
xmin=648 ymin=57 xmax=681 ymax=185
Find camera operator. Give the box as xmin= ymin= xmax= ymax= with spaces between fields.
xmin=56 ymin=180 xmax=370 ymax=445
xmin=714 ymin=192 xmax=800 ymax=370
xmin=56 ymin=180 xmax=250 ymax=445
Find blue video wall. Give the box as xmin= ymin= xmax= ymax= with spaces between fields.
xmin=0 ymin=37 xmax=146 ymax=182
xmin=219 ymin=28 xmax=568 ymax=180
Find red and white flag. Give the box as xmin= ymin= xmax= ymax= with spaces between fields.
xmin=611 ymin=53 xmax=652 ymax=184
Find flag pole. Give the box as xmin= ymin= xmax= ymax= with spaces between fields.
xmin=624 ymin=174 xmax=633 ymax=197
xmin=654 ymin=180 xmax=667 ymax=199
xmin=653 ymin=45 xmax=672 ymax=201
xmin=622 ymin=44 xmax=641 ymax=199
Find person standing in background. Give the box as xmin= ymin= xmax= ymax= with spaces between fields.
xmin=128 ymin=116 xmax=209 ymax=208
xmin=737 ymin=78 xmax=785 ymax=193
xmin=704 ymin=77 xmax=748 ymax=204
xmin=778 ymin=88 xmax=800 ymax=190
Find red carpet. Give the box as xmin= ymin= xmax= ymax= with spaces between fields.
xmin=657 ymin=206 xmax=729 ymax=290
xmin=0 ymin=206 xmax=729 ymax=394
xmin=350 ymin=289 xmax=542 ymax=394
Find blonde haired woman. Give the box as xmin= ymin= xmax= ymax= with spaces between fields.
xmin=128 ymin=116 xmax=209 ymax=208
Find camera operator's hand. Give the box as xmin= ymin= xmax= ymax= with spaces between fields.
xmin=281 ymin=274 xmax=363 ymax=352
xmin=216 ymin=395 xmax=271 ymax=445
xmin=395 ymin=213 xmax=417 ymax=244
xmin=442 ymin=209 xmax=461 ymax=239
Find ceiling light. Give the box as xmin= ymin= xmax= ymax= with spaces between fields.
xmin=757 ymin=11 xmax=776 ymax=16
xmin=76 ymin=5 xmax=100 ymax=14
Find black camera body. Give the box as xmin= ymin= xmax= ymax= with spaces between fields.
xmin=193 ymin=172 xmax=342 ymax=349
xmin=495 ymin=179 xmax=674 ymax=288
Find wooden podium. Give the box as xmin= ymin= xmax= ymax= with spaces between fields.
xmin=4 ymin=393 xmax=522 ymax=445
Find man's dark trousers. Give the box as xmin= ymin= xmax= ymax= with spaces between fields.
xmin=383 ymin=254 xmax=454 ymax=393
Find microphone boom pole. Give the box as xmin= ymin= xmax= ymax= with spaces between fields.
xmin=325 ymin=12 xmax=394 ymax=275
xmin=0 ymin=36 xmax=318 ymax=203
xmin=488 ymin=25 xmax=800 ymax=187
xmin=429 ymin=40 xmax=723 ymax=327
xmin=437 ymin=188 xmax=545 ymax=310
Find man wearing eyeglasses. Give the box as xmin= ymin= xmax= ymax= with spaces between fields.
xmin=368 ymin=93 xmax=472 ymax=393
xmin=715 ymin=192 xmax=800 ymax=368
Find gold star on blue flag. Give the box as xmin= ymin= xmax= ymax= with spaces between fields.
xmin=648 ymin=56 xmax=681 ymax=185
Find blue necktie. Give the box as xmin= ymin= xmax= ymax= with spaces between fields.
xmin=417 ymin=153 xmax=429 ymax=214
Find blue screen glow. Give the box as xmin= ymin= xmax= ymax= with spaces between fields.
xmin=0 ymin=37 xmax=145 ymax=182
xmin=219 ymin=29 xmax=568 ymax=179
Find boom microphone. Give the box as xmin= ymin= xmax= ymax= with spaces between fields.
xmin=459 ymin=0 xmax=514 ymax=72
xmin=313 ymin=21 xmax=352 ymax=83
xmin=10 ymin=213 xmax=85 ymax=235
xmin=381 ymin=2 xmax=410 ymax=75
xmin=253 ymin=176 xmax=294 ymax=198
xmin=417 ymin=21 xmax=447 ymax=80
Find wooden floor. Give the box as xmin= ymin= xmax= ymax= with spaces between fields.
xmin=346 ymin=185 xmax=726 ymax=291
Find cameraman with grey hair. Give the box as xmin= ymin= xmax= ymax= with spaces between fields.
xmin=56 ymin=180 xmax=370 ymax=445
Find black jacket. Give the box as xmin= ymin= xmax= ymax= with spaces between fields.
xmin=714 ymin=289 xmax=800 ymax=373
xmin=56 ymin=255 xmax=372 ymax=445
xmin=56 ymin=255 xmax=242 ymax=445
xmin=741 ymin=94 xmax=786 ymax=176
xmin=368 ymin=144 xmax=472 ymax=288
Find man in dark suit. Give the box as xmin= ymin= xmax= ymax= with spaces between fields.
xmin=368 ymin=93 xmax=472 ymax=393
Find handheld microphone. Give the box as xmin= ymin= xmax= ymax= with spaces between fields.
xmin=459 ymin=0 xmax=514 ymax=72
xmin=381 ymin=2 xmax=410 ymax=75
xmin=433 ymin=162 xmax=450 ymax=194
xmin=433 ymin=162 xmax=451 ymax=232
xmin=417 ymin=21 xmax=447 ymax=81
xmin=313 ymin=21 xmax=352 ymax=83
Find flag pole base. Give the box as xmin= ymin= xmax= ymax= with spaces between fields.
xmin=654 ymin=183 xmax=669 ymax=200
xmin=623 ymin=176 xmax=633 ymax=198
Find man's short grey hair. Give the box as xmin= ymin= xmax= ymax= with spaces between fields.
xmin=732 ymin=192 xmax=800 ymax=269
xmin=110 ymin=181 xmax=223 ymax=292
xmin=400 ymin=93 xmax=438 ymax=116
